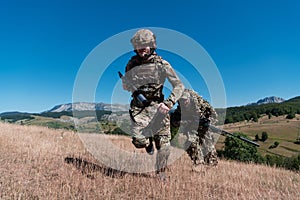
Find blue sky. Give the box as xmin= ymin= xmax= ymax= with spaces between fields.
xmin=1 ymin=0 xmax=299 ymax=113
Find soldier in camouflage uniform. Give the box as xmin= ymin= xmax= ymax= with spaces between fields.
xmin=171 ymin=89 xmax=218 ymax=168
xmin=122 ymin=29 xmax=184 ymax=179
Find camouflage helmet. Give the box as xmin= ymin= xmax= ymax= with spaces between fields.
xmin=131 ymin=29 xmax=156 ymax=50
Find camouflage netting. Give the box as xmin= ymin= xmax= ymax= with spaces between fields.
xmin=171 ymin=89 xmax=218 ymax=166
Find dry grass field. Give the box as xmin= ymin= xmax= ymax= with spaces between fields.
xmin=0 ymin=122 xmax=299 ymax=199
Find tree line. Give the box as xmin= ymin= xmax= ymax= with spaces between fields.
xmin=219 ymin=132 xmax=300 ymax=171
xmin=0 ymin=110 xmax=112 ymax=123
xmin=220 ymin=96 xmax=300 ymax=124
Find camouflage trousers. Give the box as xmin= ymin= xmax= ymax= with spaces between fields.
xmin=185 ymin=129 xmax=218 ymax=166
xmin=202 ymin=130 xmax=218 ymax=166
xmin=130 ymin=101 xmax=171 ymax=172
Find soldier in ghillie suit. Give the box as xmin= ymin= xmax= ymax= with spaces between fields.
xmin=171 ymin=89 xmax=218 ymax=168
xmin=122 ymin=29 xmax=184 ymax=180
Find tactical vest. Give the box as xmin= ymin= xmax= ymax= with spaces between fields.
xmin=125 ymin=56 xmax=166 ymax=102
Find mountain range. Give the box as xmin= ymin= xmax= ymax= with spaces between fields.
xmin=1 ymin=95 xmax=299 ymax=134
xmin=0 ymin=96 xmax=293 ymax=117
xmin=48 ymin=102 xmax=130 ymax=112
xmin=247 ymin=96 xmax=285 ymax=106
xmin=48 ymin=96 xmax=285 ymax=113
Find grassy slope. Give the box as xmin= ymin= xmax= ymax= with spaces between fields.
xmin=8 ymin=112 xmax=300 ymax=157
xmin=221 ymin=114 xmax=300 ymax=157
xmin=0 ymin=122 xmax=299 ymax=199
xmin=18 ymin=115 xmax=119 ymax=133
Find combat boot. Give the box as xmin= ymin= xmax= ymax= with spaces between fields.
xmin=204 ymin=151 xmax=218 ymax=166
xmin=145 ymin=142 xmax=154 ymax=155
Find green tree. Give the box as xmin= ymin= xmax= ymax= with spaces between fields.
xmin=286 ymin=112 xmax=296 ymax=119
xmin=269 ymin=141 xmax=279 ymax=149
xmin=223 ymin=132 xmax=262 ymax=163
xmin=248 ymin=112 xmax=258 ymax=122
xmin=252 ymin=113 xmax=258 ymax=122
xmin=261 ymin=131 xmax=268 ymax=142
xmin=287 ymin=154 xmax=300 ymax=171
xmin=225 ymin=116 xmax=234 ymax=124
xmin=268 ymin=113 xmax=272 ymax=119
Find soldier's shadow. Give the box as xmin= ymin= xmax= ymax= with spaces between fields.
xmin=64 ymin=156 xmax=153 ymax=179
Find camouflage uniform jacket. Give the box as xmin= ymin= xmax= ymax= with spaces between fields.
xmin=123 ymin=52 xmax=184 ymax=109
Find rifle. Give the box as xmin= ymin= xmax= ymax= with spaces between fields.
xmin=118 ymin=71 xmax=149 ymax=107
xmin=142 ymin=111 xmax=260 ymax=147
xmin=208 ymin=125 xmax=260 ymax=147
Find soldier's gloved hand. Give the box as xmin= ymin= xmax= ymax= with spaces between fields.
xmin=158 ymin=103 xmax=170 ymax=115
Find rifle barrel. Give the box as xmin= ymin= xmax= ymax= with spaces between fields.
xmin=209 ymin=125 xmax=260 ymax=147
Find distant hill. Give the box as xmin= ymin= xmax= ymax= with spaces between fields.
xmin=0 ymin=111 xmax=34 ymax=122
xmin=48 ymin=102 xmax=130 ymax=112
xmin=1 ymin=97 xmax=300 ymax=126
xmin=223 ymin=96 xmax=300 ymax=124
xmin=247 ymin=96 xmax=285 ymax=106
xmin=0 ymin=102 xmax=127 ymax=126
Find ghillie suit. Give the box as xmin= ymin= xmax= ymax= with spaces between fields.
xmin=171 ymin=89 xmax=218 ymax=166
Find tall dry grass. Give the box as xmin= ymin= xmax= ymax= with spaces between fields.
xmin=0 ymin=122 xmax=299 ymax=199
